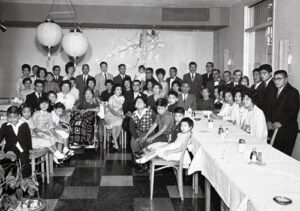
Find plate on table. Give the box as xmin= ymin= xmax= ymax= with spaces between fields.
xmin=273 ymin=196 xmax=292 ymax=205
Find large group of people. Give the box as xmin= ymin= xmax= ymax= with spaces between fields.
xmin=0 ymin=60 xmax=299 ymax=175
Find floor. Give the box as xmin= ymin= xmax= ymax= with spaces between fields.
xmin=39 ymin=146 xmax=221 ymax=211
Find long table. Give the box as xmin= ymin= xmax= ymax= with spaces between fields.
xmin=188 ymin=114 xmax=300 ymax=211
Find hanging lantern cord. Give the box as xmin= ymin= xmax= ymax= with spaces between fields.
xmin=74 ymin=57 xmax=77 ymax=68
xmin=48 ymin=46 xmax=51 ymax=61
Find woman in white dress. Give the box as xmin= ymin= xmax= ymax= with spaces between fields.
xmin=136 ymin=117 xmax=193 ymax=166
xmin=212 ymin=88 xmax=234 ymax=120
xmin=241 ymin=89 xmax=268 ymax=142
xmin=104 ymin=85 xmax=125 ymax=150
xmin=56 ymin=80 xmax=76 ymax=111
xmin=231 ymin=86 xmax=248 ymax=127
xmin=63 ymin=62 xmax=76 ymax=80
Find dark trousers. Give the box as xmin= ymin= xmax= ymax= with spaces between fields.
xmin=131 ymin=133 xmax=168 ymax=154
xmin=273 ymin=128 xmax=298 ymax=156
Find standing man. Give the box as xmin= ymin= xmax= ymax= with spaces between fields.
xmin=269 ymin=70 xmax=300 ymax=156
xmin=52 ymin=65 xmax=63 ymax=84
xmin=202 ymin=62 xmax=214 ymax=87
xmin=223 ymin=71 xmax=233 ymax=88
xmin=113 ymin=64 xmax=131 ymax=86
xmin=166 ymin=67 xmax=182 ymax=89
xmin=259 ymin=64 xmax=276 ymax=121
xmin=30 ymin=65 xmax=39 ymax=83
xmin=76 ymin=64 xmax=95 ymax=101
xmin=183 ymin=61 xmax=202 ymax=98
xmin=251 ymin=68 xmax=265 ymax=108
xmin=95 ymin=61 xmax=113 ymax=94
xmin=206 ymin=69 xmax=225 ymax=93
xmin=233 ymin=70 xmax=242 ymax=87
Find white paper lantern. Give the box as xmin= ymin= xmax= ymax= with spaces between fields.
xmin=36 ymin=21 xmax=62 ymax=48
xmin=62 ymin=31 xmax=88 ymax=58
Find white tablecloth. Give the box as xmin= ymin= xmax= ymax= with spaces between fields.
xmin=188 ymin=114 xmax=300 ymax=211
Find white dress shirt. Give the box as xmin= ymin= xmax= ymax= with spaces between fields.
xmin=56 ymin=92 xmax=76 ymax=110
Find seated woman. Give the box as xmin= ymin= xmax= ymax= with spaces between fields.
xmin=87 ymin=77 xmax=100 ymax=100
xmin=143 ymin=79 xmax=154 ymax=97
xmin=69 ymin=88 xmax=99 ymax=146
xmin=156 ymin=68 xmax=168 ymax=98
xmin=231 ymin=85 xmax=247 ymax=127
xmin=136 ymin=117 xmax=193 ymax=165
xmin=148 ymin=83 xmax=163 ymax=113
xmin=122 ymin=78 xmax=132 ymax=95
xmin=104 ymin=85 xmax=125 ymax=150
xmin=212 ymin=86 xmax=223 ymax=112
xmin=56 ymin=80 xmax=76 ymax=112
xmin=19 ymin=77 xmax=34 ymax=101
xmin=171 ymin=80 xmax=182 ymax=95
xmin=241 ymin=89 xmax=267 ymax=142
xmin=129 ymin=97 xmax=156 ymax=155
xmin=100 ymin=79 xmax=114 ymax=102
xmin=212 ymin=88 xmax=234 ymax=120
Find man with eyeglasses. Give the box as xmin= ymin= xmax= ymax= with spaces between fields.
xmin=202 ymin=62 xmax=214 ymax=87
xmin=259 ymin=64 xmax=276 ymax=120
xmin=268 ymin=70 xmax=300 ymax=156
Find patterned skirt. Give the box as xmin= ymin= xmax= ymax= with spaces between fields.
xmin=69 ymin=111 xmax=96 ymax=145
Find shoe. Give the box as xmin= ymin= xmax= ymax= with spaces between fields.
xmin=53 ymin=157 xmax=63 ymax=165
xmin=54 ymin=151 xmax=65 ymax=159
xmin=136 ymin=164 xmax=149 ymax=173
xmin=63 ymin=151 xmax=73 ymax=161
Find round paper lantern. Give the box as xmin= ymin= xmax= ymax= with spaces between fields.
xmin=36 ymin=21 xmax=62 ymax=48
xmin=62 ymin=31 xmax=88 ymax=58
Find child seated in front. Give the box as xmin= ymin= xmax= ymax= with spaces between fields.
xmin=51 ymin=102 xmax=74 ymax=157
xmin=136 ymin=117 xmax=193 ymax=164
xmin=140 ymin=98 xmax=174 ymax=148
xmin=167 ymin=90 xmax=179 ymax=113
xmin=0 ymin=106 xmax=32 ymax=177
xmin=197 ymin=87 xmax=213 ymax=110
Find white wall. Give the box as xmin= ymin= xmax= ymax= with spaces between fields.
xmin=0 ymin=28 xmax=213 ymax=97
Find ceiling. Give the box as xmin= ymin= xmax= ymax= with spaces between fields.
xmin=0 ymin=0 xmax=244 ymax=7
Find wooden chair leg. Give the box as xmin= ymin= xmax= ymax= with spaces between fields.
xmin=41 ymin=157 xmax=45 ymax=183
xmin=124 ymin=131 xmax=127 ymax=149
xmin=178 ymin=170 xmax=184 ymax=201
xmin=45 ymin=153 xmax=50 ymax=184
xmin=192 ymin=173 xmax=195 ymax=190
xmin=49 ymin=153 xmax=54 ymax=175
xmin=103 ymin=126 xmax=106 ymax=150
xmin=205 ymin=178 xmax=211 ymax=211
xmin=150 ymin=162 xmax=155 ymax=200
xmin=31 ymin=157 xmax=35 ymax=177
xmin=194 ymin=172 xmax=199 ymax=194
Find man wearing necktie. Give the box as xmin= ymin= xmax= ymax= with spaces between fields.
xmin=95 ymin=61 xmax=114 ymax=95
xmin=166 ymin=67 xmax=183 ymax=89
xmin=183 ymin=61 xmax=203 ymax=98
xmin=25 ymin=79 xmax=47 ymax=111
xmin=201 ymin=62 xmax=214 ymax=87
xmin=52 ymin=65 xmax=63 ymax=84
xmin=268 ymin=70 xmax=300 ymax=156
xmin=113 ymin=64 xmax=132 ymax=86
xmin=76 ymin=64 xmax=95 ymax=101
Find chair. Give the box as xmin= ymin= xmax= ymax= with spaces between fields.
xmin=103 ymin=125 xmax=127 ymax=150
xmin=149 ymin=134 xmax=195 ymax=200
xmin=29 ymin=148 xmax=50 ymax=184
xmin=269 ymin=128 xmax=279 ymax=146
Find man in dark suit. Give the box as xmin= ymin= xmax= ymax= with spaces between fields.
xmin=166 ymin=67 xmax=182 ymax=89
xmin=25 ymin=80 xmax=47 ymax=111
xmin=76 ymin=64 xmax=95 ymax=101
xmin=52 ymin=65 xmax=63 ymax=84
xmin=223 ymin=71 xmax=233 ymax=89
xmin=143 ymin=67 xmax=158 ymax=90
xmin=259 ymin=64 xmax=276 ymax=121
xmin=202 ymin=62 xmax=214 ymax=87
xmin=113 ymin=64 xmax=131 ymax=86
xmin=268 ymin=70 xmax=300 ymax=156
xmin=177 ymin=82 xmax=197 ymax=110
xmin=183 ymin=61 xmax=203 ymax=98
xmin=206 ymin=69 xmax=225 ymax=94
xmin=251 ymin=68 xmax=265 ymax=108
xmin=232 ymin=69 xmax=242 ymax=87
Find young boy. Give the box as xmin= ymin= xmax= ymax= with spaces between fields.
xmin=167 ymin=90 xmax=179 ymax=113
xmin=169 ymin=107 xmax=185 ymax=143
xmin=198 ymin=87 xmax=214 ymax=110
xmin=0 ymin=106 xmax=32 ymax=177
xmin=136 ymin=117 xmax=193 ymax=164
xmin=141 ymin=98 xmax=174 ymax=147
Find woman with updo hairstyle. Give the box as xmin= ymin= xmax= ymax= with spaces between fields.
xmin=63 ymin=62 xmax=76 ymax=80
xmin=56 ymin=80 xmax=76 ymax=111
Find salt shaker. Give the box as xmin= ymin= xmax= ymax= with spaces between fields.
xmin=225 ymin=128 xmax=229 ymax=136
xmin=218 ymin=125 xmax=223 ymax=134
xmin=208 ymin=118 xmax=214 ymax=129
xmin=238 ymin=139 xmax=246 ymax=153
xmin=250 ymin=147 xmax=257 ymax=161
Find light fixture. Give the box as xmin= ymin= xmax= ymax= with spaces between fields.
xmin=0 ymin=21 xmax=7 ymax=32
